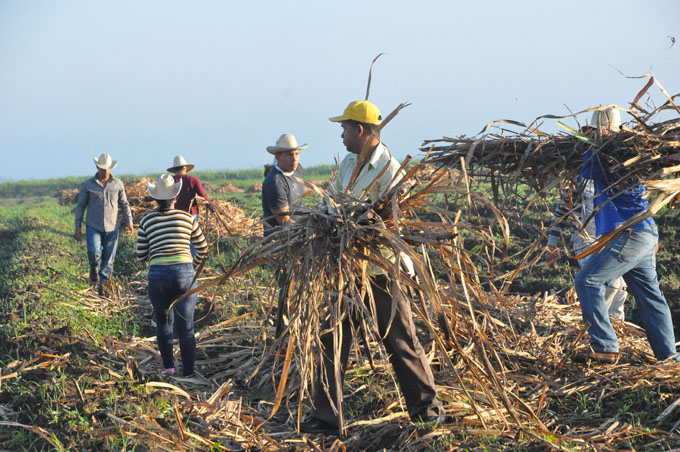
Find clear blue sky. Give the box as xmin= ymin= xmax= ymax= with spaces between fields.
xmin=1 ymin=0 xmax=678 ymax=181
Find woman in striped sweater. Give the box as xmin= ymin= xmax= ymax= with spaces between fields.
xmin=137 ymin=174 xmax=208 ymax=377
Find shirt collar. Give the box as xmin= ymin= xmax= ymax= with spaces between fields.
xmin=366 ymin=142 xmax=386 ymax=168
xmin=350 ymin=142 xmax=386 ymax=169
xmin=93 ymin=173 xmax=115 ymax=187
xmin=275 ymin=165 xmax=295 ymax=177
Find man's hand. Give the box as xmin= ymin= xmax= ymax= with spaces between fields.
xmin=545 ymin=245 xmax=560 ymax=267
xmin=125 ymin=225 xmax=134 ymax=235
xmin=74 ymin=229 xmax=82 ymax=240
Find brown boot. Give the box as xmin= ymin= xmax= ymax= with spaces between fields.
xmin=574 ymin=349 xmax=619 ymax=364
xmin=98 ymin=283 xmax=110 ymax=298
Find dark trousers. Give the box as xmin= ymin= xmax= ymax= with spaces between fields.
xmin=148 ymin=262 xmax=198 ymax=376
xmin=312 ymin=275 xmax=443 ymax=426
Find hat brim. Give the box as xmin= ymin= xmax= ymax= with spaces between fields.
xmin=266 ymin=144 xmax=308 ymax=155
xmin=329 ymin=114 xmax=349 ymax=123
xmin=167 ymin=163 xmax=195 ymax=173
xmin=147 ymin=179 xmax=183 ymax=200
xmin=94 ymin=159 xmax=118 ymax=170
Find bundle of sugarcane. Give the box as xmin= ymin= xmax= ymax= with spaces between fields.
xmin=423 ymin=76 xmax=680 ymax=195
xmin=187 ymin=155 xmax=543 ymax=436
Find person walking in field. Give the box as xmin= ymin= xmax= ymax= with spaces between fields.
xmin=575 ymin=107 xmax=678 ymax=364
xmin=300 ymin=100 xmax=444 ymax=434
xmin=74 ymin=153 xmax=133 ymax=297
xmin=167 ymin=155 xmax=213 ymax=255
xmin=136 ymin=174 xmax=208 ymax=377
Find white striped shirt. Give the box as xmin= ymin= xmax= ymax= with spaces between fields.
xmin=136 ymin=209 xmax=208 ymax=266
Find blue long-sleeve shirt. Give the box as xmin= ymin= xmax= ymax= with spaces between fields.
xmin=581 ymin=149 xmax=654 ymax=235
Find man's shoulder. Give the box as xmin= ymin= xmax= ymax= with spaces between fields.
xmin=370 ymin=144 xmax=400 ymax=175
xmin=262 ymin=169 xmax=281 ymax=191
xmin=374 ymin=143 xmax=398 ymax=164
xmin=81 ymin=176 xmax=97 ymax=187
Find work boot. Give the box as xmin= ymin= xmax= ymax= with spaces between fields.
xmin=89 ymin=266 xmax=98 ymax=284
xmin=98 ymin=283 xmax=110 ymax=298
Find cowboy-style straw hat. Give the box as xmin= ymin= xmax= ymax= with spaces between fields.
xmin=147 ymin=174 xmax=183 ymax=200
xmin=167 ymin=155 xmax=195 ymax=173
xmin=93 ymin=153 xmax=118 ymax=170
xmin=588 ymin=107 xmax=622 ymax=133
xmin=266 ymin=133 xmax=308 ymax=155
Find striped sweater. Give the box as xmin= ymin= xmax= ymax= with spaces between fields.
xmin=136 ymin=209 xmax=208 ymax=266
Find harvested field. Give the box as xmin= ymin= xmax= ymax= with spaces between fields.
xmin=5 ymin=77 xmax=680 ymax=451
xmin=3 ymin=264 xmax=680 ymax=451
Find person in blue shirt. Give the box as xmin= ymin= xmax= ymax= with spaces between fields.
xmin=575 ymin=107 xmax=678 ymax=363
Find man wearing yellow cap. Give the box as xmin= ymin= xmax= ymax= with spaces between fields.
xmin=301 ymin=101 xmax=444 ymax=434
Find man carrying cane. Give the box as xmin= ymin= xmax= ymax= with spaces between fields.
xmin=300 ymin=100 xmax=444 ymax=434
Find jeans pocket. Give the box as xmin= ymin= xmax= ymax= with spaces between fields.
xmin=175 ymin=267 xmax=197 ymax=292
xmin=617 ymin=229 xmax=654 ymax=264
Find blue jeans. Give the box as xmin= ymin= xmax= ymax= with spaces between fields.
xmin=148 ymin=262 xmax=198 ymax=376
xmin=86 ymin=226 xmax=119 ymax=285
xmin=575 ymin=225 xmax=677 ymax=360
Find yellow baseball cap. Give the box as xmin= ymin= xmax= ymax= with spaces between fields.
xmin=329 ymin=100 xmax=382 ymax=125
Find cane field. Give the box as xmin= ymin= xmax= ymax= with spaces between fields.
xmin=2 ymin=164 xmax=680 ymax=451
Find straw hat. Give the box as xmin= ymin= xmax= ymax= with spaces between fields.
xmin=93 ymin=153 xmax=118 ymax=170
xmin=147 ymin=174 xmax=182 ymax=200
xmin=167 ymin=155 xmax=195 ymax=173
xmin=266 ymin=133 xmax=308 ymax=155
xmin=588 ymin=108 xmax=621 ymax=133
xmin=329 ymin=100 xmax=382 ymax=126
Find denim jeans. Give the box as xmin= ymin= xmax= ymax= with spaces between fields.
xmin=575 ymin=225 xmax=678 ymax=360
xmin=148 ymin=262 xmax=198 ymax=376
xmin=86 ymin=226 xmax=119 ymax=285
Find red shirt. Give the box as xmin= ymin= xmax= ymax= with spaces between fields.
xmin=173 ymin=174 xmax=210 ymax=215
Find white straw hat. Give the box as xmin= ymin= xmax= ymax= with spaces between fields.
xmin=167 ymin=155 xmax=195 ymax=173
xmin=588 ymin=107 xmax=621 ymax=133
xmin=147 ymin=174 xmax=183 ymax=200
xmin=266 ymin=133 xmax=308 ymax=155
xmin=93 ymin=153 xmax=118 ymax=170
